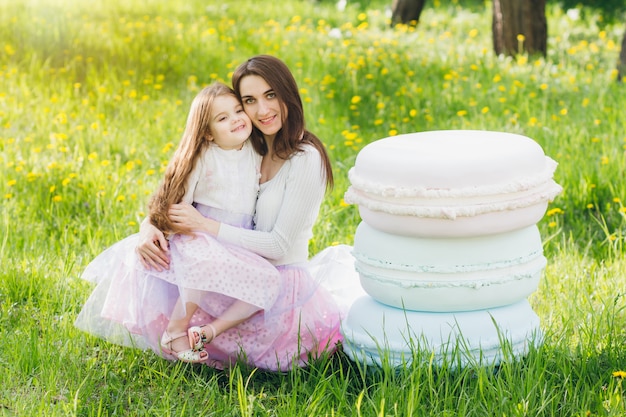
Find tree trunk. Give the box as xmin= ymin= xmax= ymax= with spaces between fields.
xmin=391 ymin=0 xmax=427 ymax=26
xmin=618 ymin=27 xmax=626 ymax=82
xmin=492 ymin=0 xmax=547 ymax=57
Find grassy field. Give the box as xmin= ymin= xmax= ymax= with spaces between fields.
xmin=1 ymin=0 xmax=626 ymax=415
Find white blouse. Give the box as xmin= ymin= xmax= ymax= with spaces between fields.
xmin=217 ymin=145 xmax=327 ymax=266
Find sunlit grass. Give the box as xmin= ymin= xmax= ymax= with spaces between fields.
xmin=2 ymin=0 xmax=626 ymax=415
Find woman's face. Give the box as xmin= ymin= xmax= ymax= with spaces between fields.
xmin=239 ymin=75 xmax=285 ymax=140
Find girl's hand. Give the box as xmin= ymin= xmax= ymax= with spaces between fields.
xmin=169 ymin=203 xmax=220 ymax=236
xmin=136 ymin=218 xmax=170 ymax=271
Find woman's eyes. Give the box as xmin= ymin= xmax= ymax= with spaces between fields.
xmin=244 ymin=93 xmax=275 ymax=104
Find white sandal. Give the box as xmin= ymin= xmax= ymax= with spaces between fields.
xmin=187 ymin=323 xmax=217 ymax=352
xmin=160 ymin=331 xmax=209 ymax=363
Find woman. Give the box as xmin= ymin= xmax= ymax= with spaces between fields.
xmin=137 ymin=55 xmax=356 ymax=371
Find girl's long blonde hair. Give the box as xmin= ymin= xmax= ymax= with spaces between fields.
xmin=148 ymin=82 xmax=235 ymax=235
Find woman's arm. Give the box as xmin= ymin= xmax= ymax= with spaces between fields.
xmin=136 ymin=217 xmax=171 ymax=271
xmin=217 ymin=147 xmax=326 ymax=260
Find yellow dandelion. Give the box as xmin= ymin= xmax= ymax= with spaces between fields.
xmin=4 ymin=193 xmax=12 ymax=199
xmin=52 ymin=195 xmax=62 ymax=202
xmin=389 ymin=129 xmax=398 ymax=136
xmin=162 ymin=142 xmax=174 ymax=153
xmin=587 ymin=204 xmax=594 ymax=209
xmin=351 ymin=96 xmax=361 ymax=104
xmin=116 ymin=195 xmax=126 ymax=202
xmin=601 ymin=156 xmax=609 ymax=165
xmin=548 ymin=221 xmax=557 ymax=228
xmin=547 ymin=208 xmax=564 ymax=216
xmin=481 ymin=107 xmax=489 ymax=114
xmin=613 ymin=197 xmax=621 ymax=203
xmin=457 ymin=110 xmax=467 ymax=117
xmin=100 ymin=160 xmax=111 ymax=167
xmin=516 ymin=34 xmax=525 ymax=42
xmin=7 ymin=179 xmax=16 ymax=187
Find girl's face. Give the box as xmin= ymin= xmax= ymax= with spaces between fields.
xmin=239 ymin=75 xmax=285 ymax=140
xmin=208 ymin=94 xmax=252 ymax=150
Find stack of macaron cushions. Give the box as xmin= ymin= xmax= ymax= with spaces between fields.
xmin=340 ymin=130 xmax=562 ymax=367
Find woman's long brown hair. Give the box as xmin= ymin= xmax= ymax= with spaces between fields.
xmin=232 ymin=55 xmax=333 ymax=189
xmin=148 ymin=82 xmax=235 ymax=235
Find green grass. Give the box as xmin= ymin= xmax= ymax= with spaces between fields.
xmin=1 ymin=0 xmax=626 ymax=415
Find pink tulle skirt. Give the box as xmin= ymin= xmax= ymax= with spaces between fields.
xmin=74 ymin=230 xmax=357 ymax=370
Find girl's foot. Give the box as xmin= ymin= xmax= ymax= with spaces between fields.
xmin=187 ymin=323 xmax=217 ymax=351
xmin=160 ymin=331 xmax=209 ymax=363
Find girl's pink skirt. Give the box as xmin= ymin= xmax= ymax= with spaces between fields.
xmin=75 ymin=229 xmax=358 ymax=371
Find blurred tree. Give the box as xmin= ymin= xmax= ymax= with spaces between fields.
xmin=610 ymin=28 xmax=625 ymax=81
xmin=391 ymin=0 xmax=427 ymax=26
xmin=389 ymin=0 xmax=623 ymax=79
xmin=390 ymin=0 xmax=548 ymax=56
xmin=492 ymin=0 xmax=547 ymax=56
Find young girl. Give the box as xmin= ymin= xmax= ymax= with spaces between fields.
xmin=75 ymin=82 xmax=281 ymax=363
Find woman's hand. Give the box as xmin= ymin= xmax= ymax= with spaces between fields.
xmin=136 ymin=218 xmax=170 ymax=271
xmin=169 ymin=203 xmax=220 ymax=236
